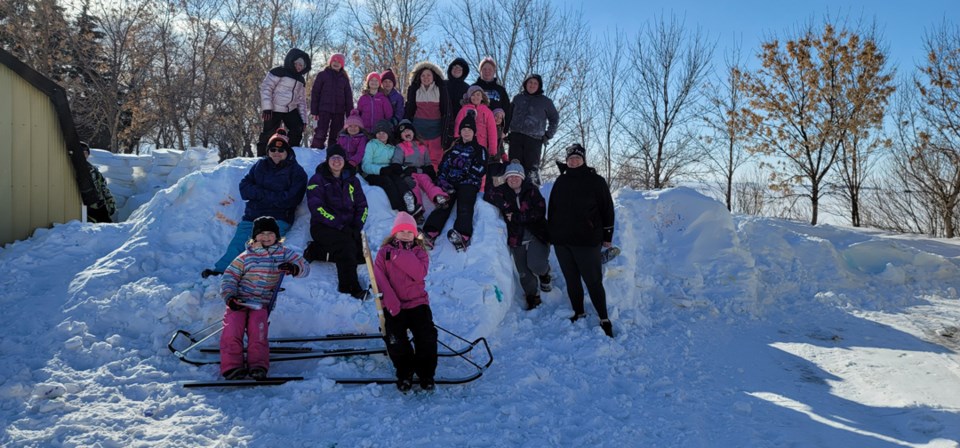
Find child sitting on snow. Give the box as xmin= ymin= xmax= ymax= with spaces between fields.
xmin=374 ymin=212 xmax=438 ymax=392
xmin=220 ymin=216 xmax=309 ymax=380
xmin=389 ymin=119 xmax=450 ymax=223
xmin=337 ymin=109 xmax=368 ymax=172
xmin=422 ymin=111 xmax=487 ymax=250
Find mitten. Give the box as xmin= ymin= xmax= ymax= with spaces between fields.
xmin=423 ymin=165 xmax=437 ymax=179
xmin=403 ymin=166 xmax=416 ymax=176
xmin=388 ymin=163 xmax=403 ymax=175
xmin=226 ymin=296 xmax=243 ymax=311
xmin=261 ymin=110 xmax=272 ymax=121
xmin=278 ymin=262 xmax=300 ymax=276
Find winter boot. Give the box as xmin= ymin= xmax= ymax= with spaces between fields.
xmin=525 ymin=294 xmax=542 ymax=311
xmin=201 ymin=269 xmax=222 ymax=279
xmin=600 ymin=246 xmax=621 ymax=264
xmin=403 ymin=191 xmax=417 ymax=213
xmin=223 ymin=367 xmax=247 ymax=380
xmin=397 ymin=377 xmax=414 ymax=392
xmin=249 ymin=367 xmax=267 ymax=380
xmin=434 ymin=194 xmax=451 ymax=209
xmin=569 ymin=313 xmax=587 ymax=323
xmin=423 ymin=231 xmax=439 ymax=250
xmin=600 ymin=319 xmax=614 ymax=338
xmin=538 ymin=272 xmax=552 ymax=292
xmin=419 ymin=377 xmax=436 ymax=391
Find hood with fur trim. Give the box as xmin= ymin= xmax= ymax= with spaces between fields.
xmin=408 ymin=61 xmax=446 ymax=88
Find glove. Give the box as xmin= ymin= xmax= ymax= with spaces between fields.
xmin=423 ymin=165 xmax=437 ymax=179
xmin=403 ymin=166 xmax=416 ymax=176
xmin=387 ymin=164 xmax=403 ymax=175
xmin=226 ymin=296 xmax=243 ymax=311
xmin=262 ymin=110 xmax=272 ymax=121
xmin=278 ymin=262 xmax=300 ymax=276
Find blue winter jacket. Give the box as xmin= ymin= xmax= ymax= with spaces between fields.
xmin=239 ymin=149 xmax=308 ymax=224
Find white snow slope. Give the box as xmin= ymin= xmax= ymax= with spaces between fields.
xmin=2 ymin=147 xmax=960 ymax=447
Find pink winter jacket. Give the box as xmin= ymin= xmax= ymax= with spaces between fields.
xmin=454 ymin=104 xmax=498 ymax=159
xmin=374 ymin=239 xmax=430 ymax=316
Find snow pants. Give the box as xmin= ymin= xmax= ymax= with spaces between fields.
xmin=510 ymin=235 xmax=551 ymax=297
xmin=213 ymin=219 xmax=292 ymax=273
xmin=306 ymin=224 xmax=363 ymax=293
xmin=384 ymin=304 xmax=438 ymax=382
xmin=509 ymin=133 xmax=544 ymax=186
xmin=311 ymin=110 xmax=346 ymax=149
xmin=365 ymin=173 xmax=414 ymax=213
xmin=423 ymin=184 xmax=479 ymax=238
xmin=422 ymin=137 xmax=443 ymax=171
xmin=257 ymin=111 xmax=304 ymax=156
xmin=408 ymin=173 xmax=447 ymax=207
xmin=220 ymin=307 xmax=270 ymax=375
xmin=554 ymin=244 xmax=609 ymax=320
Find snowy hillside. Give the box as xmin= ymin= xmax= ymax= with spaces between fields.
xmin=2 ymin=147 xmax=960 ymax=447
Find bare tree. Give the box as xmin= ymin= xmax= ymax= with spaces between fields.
xmin=702 ymin=37 xmax=752 ymax=210
xmin=620 ymin=13 xmax=714 ymax=189
xmin=738 ymin=20 xmax=895 ymax=225
xmin=592 ymin=29 xmax=627 ymax=186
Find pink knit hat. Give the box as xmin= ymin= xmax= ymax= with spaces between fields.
xmin=366 ymin=72 xmax=382 ymax=86
xmin=391 ymin=212 xmax=418 ymax=235
xmin=329 ymin=53 xmax=345 ymax=66
xmin=344 ymin=109 xmax=363 ymax=129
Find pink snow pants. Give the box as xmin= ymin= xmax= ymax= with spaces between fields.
xmin=220 ymin=307 xmax=270 ymax=375
xmin=411 ymin=173 xmax=447 ymax=206
xmin=423 ymin=137 xmax=443 ymax=171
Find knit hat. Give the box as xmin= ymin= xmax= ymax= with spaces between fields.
xmin=503 ymin=160 xmax=525 ymax=180
xmin=397 ymin=119 xmax=417 ymax=138
xmin=344 ymin=109 xmax=363 ymax=129
xmin=329 ymin=53 xmax=345 ymax=66
xmin=252 ymin=216 xmax=280 ymax=238
xmin=267 ymin=128 xmax=291 ymax=152
xmin=463 ymin=85 xmax=487 ymax=104
xmin=566 ymin=143 xmax=586 ymax=162
xmin=492 ymin=108 xmax=506 ymax=118
xmin=459 ymin=110 xmax=477 ymax=134
xmin=391 ymin=212 xmax=418 ymax=235
xmin=479 ymin=56 xmax=497 ymax=71
xmin=326 ymin=144 xmax=346 ymax=162
xmin=380 ymin=69 xmax=397 ymax=86
xmin=374 ymin=119 xmax=394 ymax=135
xmin=366 ymin=71 xmax=381 ymax=86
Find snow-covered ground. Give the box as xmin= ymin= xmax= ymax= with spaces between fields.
xmin=2 ymin=147 xmax=959 ymax=447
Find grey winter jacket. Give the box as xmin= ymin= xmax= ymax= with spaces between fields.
xmin=508 ymin=74 xmax=559 ymax=141
xmin=260 ymin=49 xmax=311 ymax=123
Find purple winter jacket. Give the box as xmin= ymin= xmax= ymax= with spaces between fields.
xmin=374 ymin=239 xmax=430 ymax=316
xmin=310 ymin=68 xmax=353 ymax=115
xmin=385 ymin=89 xmax=405 ymax=124
xmin=336 ymin=131 xmax=369 ymax=169
xmin=356 ymin=91 xmax=394 ymax=131
xmin=306 ymin=163 xmax=368 ymax=231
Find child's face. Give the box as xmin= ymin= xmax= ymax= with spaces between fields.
xmin=451 ymin=65 xmax=463 ymax=79
xmin=382 ymin=79 xmax=394 ymax=91
xmin=494 ymin=113 xmax=504 ymax=125
xmin=470 ymin=90 xmax=483 ymax=105
xmin=331 ymin=61 xmax=342 ymax=70
xmin=255 ymin=231 xmax=277 ymax=247
xmin=395 ymin=230 xmax=415 ymax=242
xmin=506 ymin=175 xmax=523 ymax=190
xmin=401 ymin=129 xmax=414 ymax=141
xmin=461 ymin=127 xmax=475 ymax=142
xmin=368 ymin=78 xmax=380 ymax=90
xmin=376 ymin=131 xmax=389 ymax=143
xmin=420 ymin=70 xmax=434 ymax=86
xmin=347 ymin=124 xmax=361 ymax=135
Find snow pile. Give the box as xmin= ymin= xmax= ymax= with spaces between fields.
xmin=1 ymin=147 xmax=959 ymax=447
xmin=88 ymin=147 xmax=220 ymax=221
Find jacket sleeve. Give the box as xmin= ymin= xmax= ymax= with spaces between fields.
xmin=501 ymin=86 xmax=512 ymax=129
xmin=391 ymin=93 xmax=404 ymax=123
xmin=598 ymin=176 xmax=615 ymax=243
xmin=404 ymin=86 xmax=417 ymax=119
xmin=453 ymin=107 xmax=465 ymax=139
xmin=343 ymin=79 xmax=354 ymax=114
xmin=310 ymin=73 xmax=324 ymax=115
xmin=260 ymin=72 xmax=279 ymax=111
xmin=297 ymin=80 xmax=309 ymax=123
xmin=259 ymin=166 xmax=308 ymax=210
xmin=238 ymin=164 xmax=261 ymax=201
xmin=523 ymin=189 xmax=547 ymax=223
xmin=361 ymin=141 xmax=381 ymax=175
xmin=281 ymin=247 xmax=310 ymax=278
xmin=483 ymin=107 xmax=498 ymax=157
xmin=382 ymin=94 xmax=393 ymax=122
xmin=306 ymin=172 xmax=334 ymax=225
xmin=352 ymin=179 xmax=368 ymax=229
xmin=221 ymin=255 xmax=245 ymax=301
xmin=544 ymin=98 xmax=559 ymax=141
xmin=374 ymin=249 xmax=401 ymax=316
xmin=397 ymin=245 xmax=429 ymax=281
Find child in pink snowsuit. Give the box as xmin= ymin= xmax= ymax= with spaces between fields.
xmin=219 ymin=216 xmax=309 ymax=380
xmin=390 ymin=119 xmax=449 ymax=221
xmin=374 ymin=212 xmax=438 ymax=391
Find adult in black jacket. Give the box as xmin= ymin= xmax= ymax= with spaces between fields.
xmin=472 ymin=57 xmax=511 ymax=129
xmin=547 ymin=144 xmax=615 ymax=337
xmin=446 ymin=58 xmax=471 ymax=145
xmin=404 ymin=62 xmax=449 ymax=169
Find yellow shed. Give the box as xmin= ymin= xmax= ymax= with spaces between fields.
xmin=0 ymin=48 xmax=100 ymax=247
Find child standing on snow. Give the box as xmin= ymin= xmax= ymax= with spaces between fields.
xmin=257 ymin=48 xmax=311 ymax=156
xmin=356 ymin=72 xmax=393 ymax=132
xmin=374 ymin=212 xmax=438 ymax=392
xmin=380 ymin=69 xmax=405 ymax=126
xmin=422 ymin=112 xmax=487 ymax=250
xmin=220 ymin=216 xmax=309 ymax=380
xmin=390 ymin=119 xmax=450 ymax=222
xmin=310 ymin=53 xmax=353 ymax=149
xmin=337 ymin=110 xmax=368 ymax=171
xmin=484 ymin=161 xmax=551 ymax=310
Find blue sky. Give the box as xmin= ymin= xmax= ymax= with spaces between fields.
xmin=563 ymin=0 xmax=959 ymax=74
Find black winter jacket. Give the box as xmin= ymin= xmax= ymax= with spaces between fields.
xmin=472 ymin=77 xmax=511 ymax=128
xmin=547 ymin=163 xmax=614 ymax=246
